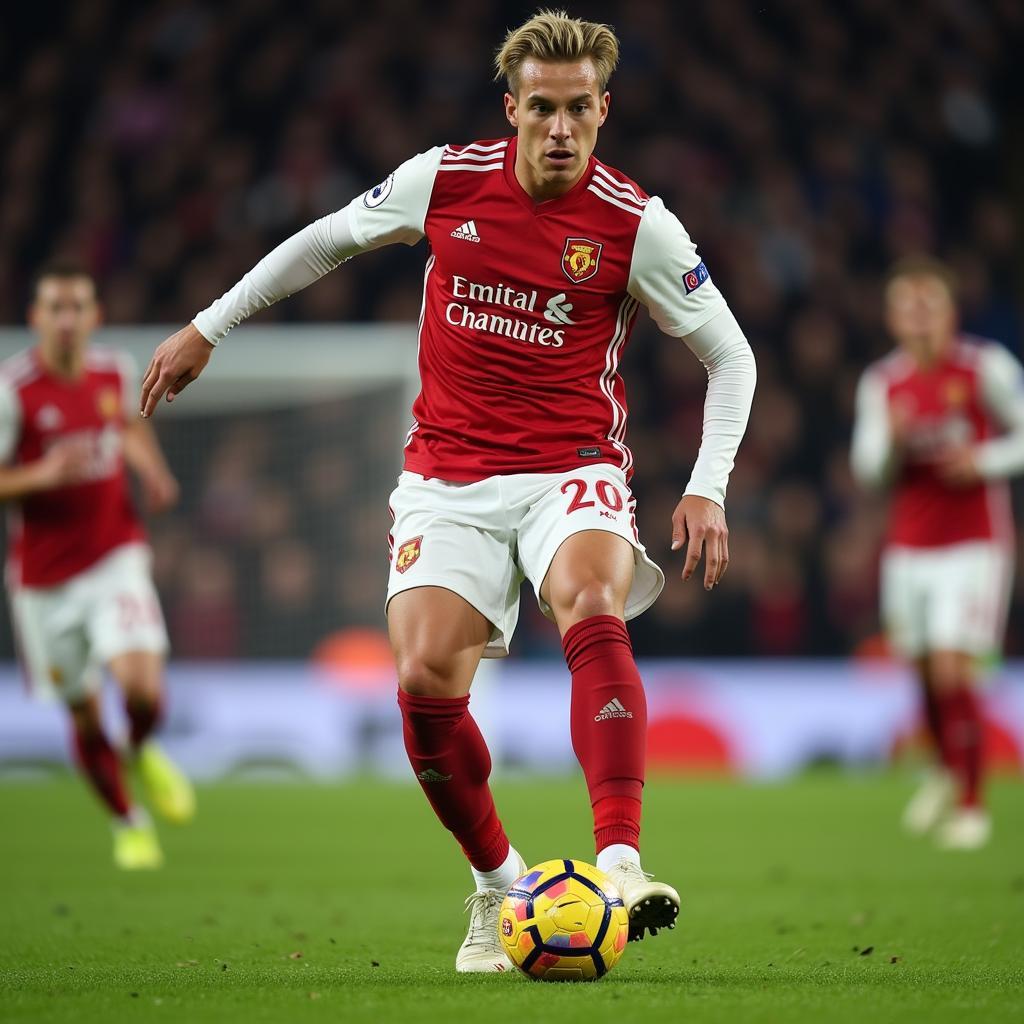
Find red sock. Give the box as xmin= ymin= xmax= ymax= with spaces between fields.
xmin=939 ymin=687 xmax=984 ymax=808
xmin=920 ymin=680 xmax=949 ymax=766
xmin=563 ymin=615 xmax=647 ymax=854
xmin=126 ymin=693 xmax=163 ymax=750
xmin=397 ymin=691 xmax=509 ymax=870
xmin=72 ymin=726 xmax=131 ymax=818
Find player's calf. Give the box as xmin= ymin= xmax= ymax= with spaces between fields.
xmin=70 ymin=706 xmax=133 ymax=820
xmin=125 ymin=691 xmax=163 ymax=750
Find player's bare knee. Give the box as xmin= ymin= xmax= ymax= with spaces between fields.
xmin=396 ymin=653 xmax=463 ymax=698
xmin=119 ymin=672 xmax=161 ymax=706
xmin=109 ymin=652 xmax=162 ymax=704
xmin=928 ymin=650 xmax=972 ymax=691
xmin=553 ymin=578 xmax=623 ymax=626
xmin=68 ymin=698 xmax=102 ymax=737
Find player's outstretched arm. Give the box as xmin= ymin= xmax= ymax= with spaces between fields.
xmin=138 ymin=148 xmax=443 ymax=418
xmin=137 ymin=209 xmax=357 ymax=418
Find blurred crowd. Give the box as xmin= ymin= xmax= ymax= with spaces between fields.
xmin=3 ymin=0 xmax=1023 ymax=659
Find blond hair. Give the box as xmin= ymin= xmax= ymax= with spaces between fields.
xmin=885 ymin=255 xmax=958 ymax=300
xmin=495 ymin=9 xmax=620 ymax=95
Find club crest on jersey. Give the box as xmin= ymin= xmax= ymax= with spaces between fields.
xmin=97 ymin=388 xmax=120 ymax=420
xmin=561 ymin=238 xmax=603 ymax=284
xmin=944 ymin=379 xmax=969 ymax=408
xmin=395 ymin=536 xmax=423 ymax=574
xmin=683 ymin=261 xmax=709 ymax=294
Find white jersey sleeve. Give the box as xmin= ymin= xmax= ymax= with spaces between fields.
xmin=976 ymin=341 xmax=1024 ymax=479
xmin=850 ymin=366 xmax=894 ymax=489
xmin=674 ymin=308 xmax=756 ymax=507
xmin=627 ymin=198 xmax=753 ymax=508
xmin=0 ymin=377 xmax=22 ymax=465
xmin=627 ymin=196 xmax=727 ymax=337
xmin=193 ymin=147 xmax=444 ymax=344
xmin=344 ymin=146 xmax=443 ymax=249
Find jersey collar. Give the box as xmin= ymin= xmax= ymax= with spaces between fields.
xmin=503 ymin=137 xmax=597 ymax=215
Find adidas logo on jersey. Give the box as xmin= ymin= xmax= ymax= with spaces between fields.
xmin=594 ymin=698 xmax=633 ymax=721
xmin=451 ymin=220 xmax=481 ymax=243
xmin=416 ymin=768 xmax=454 ymax=782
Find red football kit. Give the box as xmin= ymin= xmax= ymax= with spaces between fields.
xmin=855 ymin=338 xmax=1016 ymax=548
xmin=191 ymin=133 xmax=757 ymax=886
xmin=0 ymin=348 xmax=145 ymax=586
xmin=853 ymin=335 xmax=1024 ymax=824
xmin=195 ymin=135 xmax=752 ymax=506
xmin=344 ymin=137 xmax=728 ymax=484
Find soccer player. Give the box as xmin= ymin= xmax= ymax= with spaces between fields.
xmin=140 ymin=12 xmax=756 ymax=967
xmin=851 ymin=256 xmax=1024 ymax=850
xmin=1 ymin=263 xmax=194 ymax=869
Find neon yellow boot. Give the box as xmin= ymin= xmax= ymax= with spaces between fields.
xmin=113 ymin=817 xmax=164 ymax=870
xmin=137 ymin=742 xmax=196 ymax=824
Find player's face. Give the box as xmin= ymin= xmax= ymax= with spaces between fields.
xmin=505 ymin=58 xmax=609 ymax=201
xmin=29 ymin=277 xmax=100 ymax=365
xmin=885 ymin=275 xmax=956 ymax=361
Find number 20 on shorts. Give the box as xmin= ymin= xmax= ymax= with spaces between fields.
xmin=561 ymin=478 xmax=624 ymax=515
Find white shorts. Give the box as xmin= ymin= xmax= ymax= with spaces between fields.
xmin=881 ymin=541 xmax=1014 ymax=659
xmin=10 ymin=543 xmax=169 ymax=704
xmin=386 ymin=466 xmax=665 ymax=657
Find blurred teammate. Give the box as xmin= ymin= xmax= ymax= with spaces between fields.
xmin=140 ymin=11 xmax=755 ymax=965
xmin=852 ymin=256 xmax=1024 ymax=850
xmin=1 ymin=263 xmax=193 ymax=869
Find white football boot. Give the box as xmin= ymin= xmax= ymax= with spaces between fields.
xmin=455 ymin=851 xmax=527 ymax=973
xmin=901 ymin=768 xmax=954 ymax=836
xmin=605 ymin=859 xmax=680 ymax=941
xmin=936 ymin=807 xmax=992 ymax=851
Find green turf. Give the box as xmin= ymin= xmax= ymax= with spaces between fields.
xmin=0 ymin=774 xmax=1022 ymax=1024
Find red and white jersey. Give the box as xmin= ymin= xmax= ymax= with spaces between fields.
xmin=195 ymin=135 xmax=755 ymax=505
xmin=343 ymin=138 xmax=726 ymax=480
xmin=851 ymin=337 xmax=1024 ymax=548
xmin=0 ymin=348 xmax=145 ymax=587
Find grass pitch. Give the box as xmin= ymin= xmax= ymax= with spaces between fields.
xmin=0 ymin=774 xmax=1022 ymax=1024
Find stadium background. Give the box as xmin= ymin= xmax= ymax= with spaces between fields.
xmin=1 ymin=0 xmax=1023 ymax=778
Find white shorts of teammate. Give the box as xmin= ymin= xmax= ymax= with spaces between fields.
xmin=881 ymin=541 xmax=1014 ymax=660
xmin=386 ymin=465 xmax=665 ymax=657
xmin=10 ymin=542 xmax=169 ymax=704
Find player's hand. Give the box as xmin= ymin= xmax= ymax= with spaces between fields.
xmin=935 ymin=445 xmax=982 ymax=487
xmin=670 ymin=494 xmax=728 ymax=590
xmin=35 ymin=438 xmax=93 ymax=489
xmin=140 ymin=323 xmax=214 ymax=418
xmin=139 ymin=469 xmax=180 ymax=514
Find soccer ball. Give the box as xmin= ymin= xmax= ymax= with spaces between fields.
xmin=498 ymin=859 xmax=629 ymax=981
